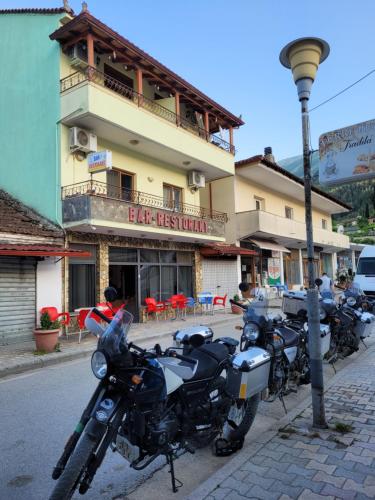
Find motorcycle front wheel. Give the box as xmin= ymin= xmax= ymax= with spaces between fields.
xmin=222 ymin=393 xmax=260 ymax=443
xmin=49 ymin=433 xmax=97 ymax=500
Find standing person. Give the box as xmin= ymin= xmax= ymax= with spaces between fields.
xmin=318 ymin=272 xmax=334 ymax=296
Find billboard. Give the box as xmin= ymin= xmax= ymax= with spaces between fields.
xmin=88 ymin=150 xmax=112 ymax=174
xmin=319 ymin=119 xmax=375 ymax=185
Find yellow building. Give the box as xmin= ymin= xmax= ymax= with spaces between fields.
xmin=50 ymin=8 xmax=243 ymax=319
xmin=200 ymin=149 xmax=350 ymax=297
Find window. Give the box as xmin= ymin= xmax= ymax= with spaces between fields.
xmin=107 ymin=169 xmax=134 ymax=201
xmin=68 ymin=244 xmax=96 ymax=311
xmin=163 ymin=184 xmax=182 ymax=211
xmin=254 ymin=196 xmax=265 ymax=211
xmin=357 ymin=258 xmax=375 ymax=276
xmin=322 ymin=219 xmax=327 ymax=229
xmin=285 ymin=206 xmax=294 ymax=219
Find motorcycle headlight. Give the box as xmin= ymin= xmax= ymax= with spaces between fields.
xmin=91 ymin=350 xmax=108 ymax=379
xmin=243 ymin=323 xmax=260 ymax=341
xmin=347 ymin=297 xmax=356 ymax=307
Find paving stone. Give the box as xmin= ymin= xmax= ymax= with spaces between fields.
xmin=343 ymin=478 xmax=375 ymax=497
xmin=247 ymin=454 xmax=266 ymax=466
xmin=317 ymin=445 xmax=345 ymax=458
xmin=299 ymin=449 xmax=328 ymax=463
xmin=326 ymin=455 xmax=357 ymax=470
xmin=320 ymin=483 xmax=357 ymax=500
xmin=293 ymin=442 xmax=320 ymax=453
xmin=333 ymin=467 xmax=366 ymax=483
xmin=344 ymin=452 xmax=372 ymax=465
xmin=239 ymin=463 xmax=268 ymax=475
xmin=220 ymin=477 xmax=251 ymax=496
xmin=263 ymin=467 xmax=296 ymax=484
xmin=298 ymin=489 xmax=334 ymax=499
xmin=260 ymin=458 xmax=291 ymax=473
xmin=280 ymin=453 xmax=309 ymax=466
xmin=268 ymin=479 xmax=303 ymax=498
xmin=244 ymin=484 xmax=279 ymax=500
xmin=353 ymin=462 xmax=375 ymax=476
xmin=226 ymin=493 xmax=249 ymax=500
xmin=313 ymin=470 xmax=346 ymax=488
xmin=305 ymin=460 xmax=336 ymax=474
xmin=286 ymin=464 xmax=315 ymax=478
xmin=232 ymin=469 xmax=250 ymax=481
xmin=364 ymin=475 xmax=375 ymax=486
xmin=274 ymin=443 xmax=303 ymax=456
xmin=257 ymin=448 xmax=285 ymax=461
xmin=291 ymin=476 xmax=325 ymax=494
xmin=243 ymin=472 xmax=276 ymax=490
xmin=209 ymin=487 xmax=233 ymax=500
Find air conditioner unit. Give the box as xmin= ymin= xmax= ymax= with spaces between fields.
xmin=69 ymin=44 xmax=88 ymax=69
xmin=69 ymin=127 xmax=97 ymax=153
xmin=188 ymin=171 xmax=205 ymax=189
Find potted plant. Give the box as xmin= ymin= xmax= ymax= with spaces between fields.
xmin=33 ymin=312 xmax=61 ymax=353
xmin=231 ymin=294 xmax=243 ymax=314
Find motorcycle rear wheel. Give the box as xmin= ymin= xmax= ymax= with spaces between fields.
xmin=49 ymin=433 xmax=96 ymax=500
xmin=222 ymin=393 xmax=260 ymax=443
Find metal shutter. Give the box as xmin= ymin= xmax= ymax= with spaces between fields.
xmin=0 ymin=257 xmax=36 ymax=345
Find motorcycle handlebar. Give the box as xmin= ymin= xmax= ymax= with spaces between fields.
xmin=167 ymin=350 xmax=198 ymax=365
xmin=229 ymin=299 xmax=247 ymax=310
xmin=91 ymin=308 xmax=111 ymax=324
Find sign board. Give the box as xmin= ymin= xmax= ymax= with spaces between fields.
xmin=128 ymin=207 xmax=208 ymax=234
xmin=88 ymin=150 xmax=112 ymax=173
xmin=268 ymin=258 xmax=281 ymax=285
xmin=319 ymin=119 xmax=375 ymax=185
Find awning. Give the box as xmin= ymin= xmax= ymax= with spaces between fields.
xmin=200 ymin=243 xmax=258 ymax=257
xmin=0 ymin=244 xmax=92 ymax=257
xmin=247 ymin=238 xmax=291 ymax=253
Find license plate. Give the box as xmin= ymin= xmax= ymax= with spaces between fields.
xmin=116 ymin=434 xmax=140 ymax=463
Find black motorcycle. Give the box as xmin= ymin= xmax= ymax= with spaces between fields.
xmin=50 ymin=289 xmax=261 ymax=499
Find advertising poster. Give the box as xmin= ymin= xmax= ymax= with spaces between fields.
xmin=319 ymin=119 xmax=375 ymax=185
xmin=268 ymin=258 xmax=281 ymax=285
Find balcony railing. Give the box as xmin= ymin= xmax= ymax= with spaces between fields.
xmin=62 ymin=180 xmax=228 ymax=223
xmin=60 ymin=67 xmax=235 ymax=154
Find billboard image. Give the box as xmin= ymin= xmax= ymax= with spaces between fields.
xmin=319 ymin=119 xmax=375 ymax=185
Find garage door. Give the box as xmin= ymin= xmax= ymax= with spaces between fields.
xmin=0 ymin=257 xmax=36 ymax=345
xmin=202 ymin=258 xmax=239 ymax=301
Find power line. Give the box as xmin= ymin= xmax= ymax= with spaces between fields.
xmin=310 ymin=68 xmax=375 ymax=112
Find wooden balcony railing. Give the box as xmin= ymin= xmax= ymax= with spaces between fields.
xmin=60 ymin=67 xmax=235 ymax=154
xmin=62 ymin=180 xmax=228 ymax=223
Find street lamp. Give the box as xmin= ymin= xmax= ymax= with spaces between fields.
xmin=280 ymin=37 xmax=330 ymax=429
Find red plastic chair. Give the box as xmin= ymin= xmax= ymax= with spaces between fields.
xmin=77 ymin=309 xmax=90 ymax=343
xmin=40 ymin=307 xmax=70 ymax=326
xmin=145 ymin=298 xmax=166 ymax=321
xmin=213 ymin=294 xmax=227 ymax=312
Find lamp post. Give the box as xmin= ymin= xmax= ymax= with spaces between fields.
xmin=280 ymin=38 xmax=330 ymax=428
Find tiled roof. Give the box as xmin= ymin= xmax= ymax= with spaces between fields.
xmin=235 ymin=155 xmax=352 ymax=211
xmin=0 ymin=6 xmax=73 ymax=15
xmin=0 ymin=189 xmax=63 ymax=238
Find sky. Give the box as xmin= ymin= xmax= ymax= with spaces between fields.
xmin=2 ymin=0 xmax=375 ymax=161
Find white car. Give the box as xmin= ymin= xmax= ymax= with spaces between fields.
xmin=355 ymin=245 xmax=375 ymax=296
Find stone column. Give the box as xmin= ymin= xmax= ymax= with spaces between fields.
xmin=97 ymin=240 xmax=109 ymax=303
xmin=194 ymin=250 xmax=203 ymax=296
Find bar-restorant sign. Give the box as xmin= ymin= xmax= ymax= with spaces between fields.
xmin=128 ymin=207 xmax=208 ymax=233
xmin=319 ymin=119 xmax=375 ymax=185
xmin=87 ymin=150 xmax=112 ymax=173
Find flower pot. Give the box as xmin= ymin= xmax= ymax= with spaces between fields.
xmin=33 ymin=329 xmax=60 ymax=353
xmin=231 ymin=304 xmax=243 ymax=314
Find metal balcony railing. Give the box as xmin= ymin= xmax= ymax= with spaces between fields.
xmin=60 ymin=67 xmax=235 ymax=154
xmin=62 ymin=180 xmax=228 ymax=223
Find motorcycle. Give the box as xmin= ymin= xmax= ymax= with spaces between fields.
xmin=230 ymin=294 xmax=310 ymax=410
xmin=50 ymin=288 xmax=264 ymax=499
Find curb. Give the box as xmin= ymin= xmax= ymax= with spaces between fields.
xmin=185 ymin=341 xmax=375 ymax=500
xmin=0 ymin=316 xmax=237 ymax=380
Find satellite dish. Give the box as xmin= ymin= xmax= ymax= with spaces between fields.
xmin=337 ymin=225 xmax=344 ymax=234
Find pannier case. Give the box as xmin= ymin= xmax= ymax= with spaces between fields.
xmin=227 ymin=347 xmax=271 ymax=399
xmin=282 ymin=291 xmax=308 ymax=316
xmin=173 ymin=325 xmax=213 ymax=348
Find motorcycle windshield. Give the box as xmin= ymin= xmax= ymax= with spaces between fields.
xmin=98 ymin=309 xmax=133 ymax=357
xmin=244 ymin=289 xmax=269 ymax=323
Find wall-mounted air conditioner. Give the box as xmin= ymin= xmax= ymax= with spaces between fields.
xmin=69 ymin=127 xmax=97 ymax=153
xmin=188 ymin=171 xmax=205 ymax=189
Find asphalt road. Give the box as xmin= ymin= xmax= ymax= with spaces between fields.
xmin=0 ymin=319 xmax=371 ymax=500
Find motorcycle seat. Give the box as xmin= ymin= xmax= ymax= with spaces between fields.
xmin=278 ymin=326 xmax=300 ymax=347
xmin=185 ymin=343 xmax=229 ymax=381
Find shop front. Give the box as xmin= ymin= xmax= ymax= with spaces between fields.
xmin=65 ymin=235 xmax=198 ymax=322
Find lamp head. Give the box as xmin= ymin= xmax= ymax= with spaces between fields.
xmin=280 ymin=37 xmax=330 ymax=100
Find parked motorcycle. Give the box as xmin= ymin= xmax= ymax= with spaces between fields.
xmin=50 ymin=288 xmax=264 ymax=499
xmin=230 ymin=294 xmax=310 ymax=409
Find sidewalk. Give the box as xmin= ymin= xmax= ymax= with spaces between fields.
xmin=0 ymin=309 xmax=239 ymax=379
xmin=187 ymin=341 xmax=375 ymax=500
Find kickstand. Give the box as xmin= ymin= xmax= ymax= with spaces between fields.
xmin=361 ymin=339 xmax=368 ymax=350
xmin=166 ymin=451 xmax=183 ymax=493
xmin=331 ymin=362 xmax=337 ymax=374
xmin=279 ymin=394 xmax=288 ymax=415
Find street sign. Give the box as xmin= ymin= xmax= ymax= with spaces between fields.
xmin=319 ymin=119 xmax=375 ymax=185
xmin=87 ymin=150 xmax=112 ymax=173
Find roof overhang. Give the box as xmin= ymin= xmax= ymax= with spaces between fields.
xmin=247 ymin=238 xmax=291 ymax=253
xmin=235 ymin=158 xmax=350 ymax=214
xmin=200 ymin=243 xmax=258 ymax=257
xmin=0 ymin=245 xmax=91 ymax=257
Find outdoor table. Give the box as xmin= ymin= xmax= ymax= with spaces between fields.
xmin=197 ymin=292 xmax=214 ymax=315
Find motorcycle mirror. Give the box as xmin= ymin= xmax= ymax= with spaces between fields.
xmin=85 ymin=314 xmax=105 ymax=337
xmin=104 ymin=286 xmax=118 ymax=303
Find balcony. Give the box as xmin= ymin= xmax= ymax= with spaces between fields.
xmin=236 ymin=210 xmax=350 ymax=251
xmin=62 ymin=180 xmax=227 ymax=242
xmin=60 ymin=68 xmax=235 ymax=180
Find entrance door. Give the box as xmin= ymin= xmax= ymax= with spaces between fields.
xmin=109 ymin=265 xmax=138 ymax=321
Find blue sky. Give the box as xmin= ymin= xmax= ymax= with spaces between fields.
xmin=3 ymin=0 xmax=375 ymax=161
